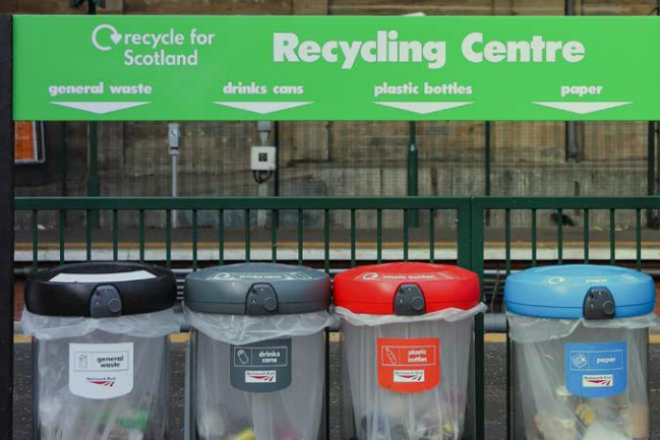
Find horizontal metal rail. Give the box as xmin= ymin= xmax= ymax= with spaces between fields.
xmin=15 ymin=196 xmax=471 ymax=211
xmin=15 ymin=197 xmax=473 ymax=270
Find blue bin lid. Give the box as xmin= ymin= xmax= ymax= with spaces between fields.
xmin=504 ymin=265 xmax=655 ymax=319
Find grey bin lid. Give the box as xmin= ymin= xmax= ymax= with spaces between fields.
xmin=184 ymin=263 xmax=330 ymax=315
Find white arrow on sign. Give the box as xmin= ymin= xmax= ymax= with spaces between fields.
xmin=51 ymin=101 xmax=150 ymax=115
xmin=375 ymin=102 xmax=473 ymax=115
xmin=51 ymin=101 xmax=149 ymax=115
xmin=533 ymin=102 xmax=632 ymax=115
xmin=213 ymin=101 xmax=312 ymax=115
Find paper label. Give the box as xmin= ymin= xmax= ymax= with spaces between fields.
xmin=230 ymin=339 xmax=291 ymax=392
xmin=565 ymin=341 xmax=627 ymax=398
xmin=51 ymin=270 xmax=155 ymax=283
xmin=69 ymin=343 xmax=134 ymax=399
xmin=377 ymin=338 xmax=440 ymax=393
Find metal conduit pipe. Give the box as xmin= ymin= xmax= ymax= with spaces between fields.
xmin=484 ymin=313 xmax=508 ymax=333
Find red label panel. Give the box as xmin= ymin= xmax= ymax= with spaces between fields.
xmin=377 ymin=338 xmax=440 ymax=393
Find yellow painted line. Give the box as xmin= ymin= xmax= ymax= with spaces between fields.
xmin=485 ymin=334 xmax=507 ymax=343
xmin=170 ymin=333 xmax=190 ymax=343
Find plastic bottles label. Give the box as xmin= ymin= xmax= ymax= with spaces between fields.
xmin=565 ymin=340 xmax=627 ymax=398
xmin=68 ymin=342 xmax=134 ymax=399
xmin=377 ymin=338 xmax=440 ymax=393
xmin=230 ymin=338 xmax=292 ymax=392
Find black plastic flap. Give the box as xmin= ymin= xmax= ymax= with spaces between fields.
xmin=25 ymin=262 xmax=177 ymax=317
xmin=583 ymin=287 xmax=616 ymax=320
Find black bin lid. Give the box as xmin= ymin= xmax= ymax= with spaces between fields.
xmin=25 ymin=262 xmax=177 ymax=318
xmin=184 ymin=263 xmax=330 ymax=315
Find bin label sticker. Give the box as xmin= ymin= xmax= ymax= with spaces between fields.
xmin=210 ymin=271 xmax=314 ymax=281
xmin=565 ymin=341 xmax=627 ymax=398
xmin=361 ymin=272 xmax=456 ymax=282
xmin=68 ymin=342 xmax=134 ymax=399
xmin=230 ymin=338 xmax=292 ymax=392
xmin=377 ymin=338 xmax=440 ymax=393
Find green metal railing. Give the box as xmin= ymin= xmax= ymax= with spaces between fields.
xmin=15 ymin=195 xmax=660 ymax=440
xmin=16 ymin=196 xmax=473 ymax=270
xmin=470 ymin=196 xmax=660 ymax=276
xmin=18 ymin=196 xmax=660 ymax=272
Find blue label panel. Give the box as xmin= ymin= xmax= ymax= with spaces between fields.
xmin=565 ymin=341 xmax=627 ymax=398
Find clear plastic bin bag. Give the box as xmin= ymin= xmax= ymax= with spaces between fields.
xmin=508 ymin=313 xmax=659 ymax=440
xmin=21 ymin=308 xmax=180 ymax=440
xmin=184 ymin=308 xmax=333 ymax=345
xmin=21 ymin=308 xmax=181 ymax=340
xmin=336 ymin=305 xmax=486 ymax=440
xmin=34 ymin=331 xmax=170 ymax=440
xmin=186 ymin=309 xmax=332 ymax=440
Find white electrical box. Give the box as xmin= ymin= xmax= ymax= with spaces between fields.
xmin=251 ymin=146 xmax=277 ymax=171
xmin=168 ymin=123 xmax=181 ymax=155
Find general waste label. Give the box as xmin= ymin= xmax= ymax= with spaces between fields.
xmin=68 ymin=342 xmax=134 ymax=399
xmin=565 ymin=341 xmax=627 ymax=398
xmin=230 ymin=339 xmax=292 ymax=393
xmin=12 ymin=16 xmax=660 ymax=121
xmin=377 ymin=338 xmax=440 ymax=393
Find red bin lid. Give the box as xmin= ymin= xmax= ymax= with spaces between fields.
xmin=333 ymin=262 xmax=480 ymax=315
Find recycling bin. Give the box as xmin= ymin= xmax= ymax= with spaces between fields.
xmin=505 ymin=265 xmax=657 ymax=440
xmin=184 ymin=263 xmax=331 ymax=440
xmin=333 ymin=263 xmax=485 ymax=440
xmin=21 ymin=262 xmax=180 ymax=440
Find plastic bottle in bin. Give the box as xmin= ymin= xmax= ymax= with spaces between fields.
xmin=333 ymin=262 xmax=486 ymax=440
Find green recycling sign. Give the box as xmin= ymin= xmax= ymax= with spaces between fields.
xmin=12 ymin=15 xmax=660 ymax=121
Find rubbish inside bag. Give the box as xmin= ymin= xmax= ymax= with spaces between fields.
xmin=509 ymin=313 xmax=654 ymax=440
xmin=193 ymin=331 xmax=325 ymax=440
xmin=35 ymin=330 xmax=170 ymax=440
xmin=340 ymin=310 xmax=479 ymax=440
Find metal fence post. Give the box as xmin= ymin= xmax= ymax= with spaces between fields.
xmin=468 ymin=198 xmax=485 ymax=440
xmin=86 ymin=2 xmax=100 ymax=227
xmin=652 ymin=0 xmax=660 ymax=227
xmin=459 ymin=199 xmax=484 ymax=440
xmin=407 ymin=121 xmax=419 ymax=227
xmin=88 ymin=121 xmax=99 ymax=226
xmin=0 ymin=14 xmax=14 ymax=440
xmin=647 ymin=122 xmax=656 ymax=226
xmin=484 ymin=122 xmax=491 ymax=226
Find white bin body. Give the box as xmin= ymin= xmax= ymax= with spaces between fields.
xmin=511 ymin=316 xmax=650 ymax=440
xmin=193 ymin=330 xmax=326 ymax=440
xmin=35 ymin=331 xmax=170 ymax=440
xmin=341 ymin=317 xmax=474 ymax=440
